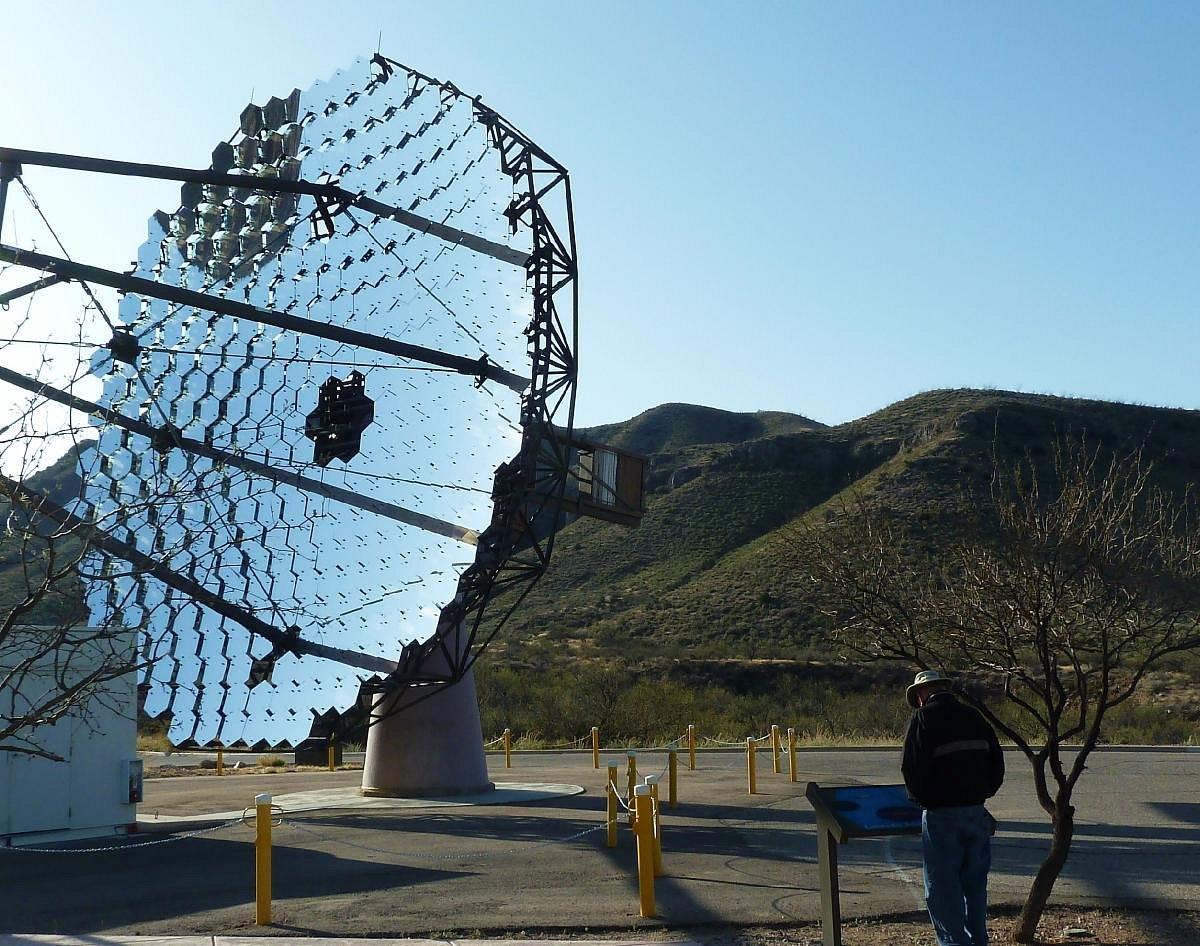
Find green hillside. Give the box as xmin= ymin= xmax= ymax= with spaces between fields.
xmin=583 ymin=402 xmax=824 ymax=454
xmin=496 ymin=390 xmax=1200 ymax=666
xmin=0 ymin=442 xmax=92 ymax=626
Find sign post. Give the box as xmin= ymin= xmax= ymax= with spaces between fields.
xmin=805 ymin=782 xmax=923 ymax=946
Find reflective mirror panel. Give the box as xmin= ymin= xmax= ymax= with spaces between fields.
xmin=79 ymin=58 xmax=565 ymax=746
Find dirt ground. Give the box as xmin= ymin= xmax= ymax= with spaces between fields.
xmin=476 ymin=908 xmax=1200 ymax=946
xmin=356 ymin=908 xmax=1200 ymax=946
xmin=725 ymin=907 xmax=1200 ymax=945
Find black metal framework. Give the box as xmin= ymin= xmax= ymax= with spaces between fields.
xmin=0 ymin=55 xmax=579 ymax=733
xmin=0 ymin=244 xmax=529 ymax=392
xmin=346 ymin=61 xmax=581 ymax=728
xmin=0 ymin=146 xmax=529 ymax=268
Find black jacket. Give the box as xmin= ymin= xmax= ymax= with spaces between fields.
xmin=902 ymin=691 xmax=1004 ymax=808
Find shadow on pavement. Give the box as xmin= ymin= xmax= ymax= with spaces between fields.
xmin=0 ymin=835 xmax=464 ymax=933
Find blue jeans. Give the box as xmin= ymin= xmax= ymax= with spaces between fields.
xmin=922 ymin=805 xmax=992 ymax=946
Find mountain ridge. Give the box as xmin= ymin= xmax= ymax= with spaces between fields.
xmin=497 ymin=387 xmax=1200 ymax=665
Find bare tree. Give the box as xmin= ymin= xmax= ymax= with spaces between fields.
xmin=0 ymin=447 xmax=135 ymax=760
xmin=0 ymin=431 xmax=280 ymax=761
xmin=793 ymin=437 xmax=1200 ymax=943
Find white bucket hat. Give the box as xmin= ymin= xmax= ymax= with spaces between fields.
xmin=906 ymin=669 xmax=951 ymax=708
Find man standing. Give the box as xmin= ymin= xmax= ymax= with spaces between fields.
xmin=902 ymin=669 xmax=1005 ymax=946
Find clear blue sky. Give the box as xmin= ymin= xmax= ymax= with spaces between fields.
xmin=2 ymin=1 xmax=1197 ymax=428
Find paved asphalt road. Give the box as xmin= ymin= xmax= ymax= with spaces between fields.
xmin=1 ymin=748 xmax=1197 ymax=936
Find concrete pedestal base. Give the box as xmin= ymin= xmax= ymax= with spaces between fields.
xmin=361 ymin=666 xmax=493 ymax=798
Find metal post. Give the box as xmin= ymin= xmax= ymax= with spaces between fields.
xmin=645 ymin=775 xmax=663 ymax=876
xmin=746 ymin=737 xmax=757 ymax=795
xmin=327 ymin=740 xmax=336 ymax=772
xmin=606 ymin=762 xmax=619 ymax=848
xmin=771 ymin=724 xmax=782 ymax=774
xmin=591 ymin=726 xmax=600 ymax=769
xmin=688 ymin=723 xmax=696 ymax=770
xmin=503 ymin=728 xmax=512 ymax=768
xmin=817 ymin=826 xmax=842 ymax=946
xmin=254 ymin=793 xmax=273 ymax=925
xmin=667 ymin=749 xmax=678 ymax=808
xmin=216 ymin=745 xmax=225 ymax=776
xmin=788 ymin=727 xmax=798 ymax=783
xmin=633 ymin=785 xmax=656 ymax=917
xmin=0 ymin=162 xmax=16 ymax=243
xmin=626 ymin=752 xmax=637 ymax=804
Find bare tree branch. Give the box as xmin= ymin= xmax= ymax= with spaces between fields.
xmin=787 ymin=434 xmax=1200 ymax=942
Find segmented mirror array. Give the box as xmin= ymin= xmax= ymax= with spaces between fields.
xmin=82 ymin=58 xmax=534 ymax=745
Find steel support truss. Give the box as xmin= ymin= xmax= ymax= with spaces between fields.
xmin=346 ymin=65 xmax=581 ymax=730
xmin=0 ymin=57 xmax=579 ymax=733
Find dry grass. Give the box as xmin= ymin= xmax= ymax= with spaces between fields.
xmin=790 ymin=728 xmax=899 ymax=748
xmin=136 ymin=731 xmax=174 ymax=753
xmin=144 ymin=762 xmax=363 ymax=778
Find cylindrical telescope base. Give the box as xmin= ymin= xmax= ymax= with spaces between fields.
xmin=361 ymin=666 xmax=493 ymax=797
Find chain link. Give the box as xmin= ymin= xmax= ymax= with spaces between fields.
xmin=706 ymin=733 xmax=772 ymax=747
xmin=0 ymin=818 xmax=242 ymax=854
xmin=282 ymin=818 xmax=605 ymax=861
xmin=607 ymin=780 xmax=633 ymax=812
xmin=606 ymin=740 xmax=681 ymax=754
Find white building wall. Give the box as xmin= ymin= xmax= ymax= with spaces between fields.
xmin=0 ymin=627 xmax=139 ymax=845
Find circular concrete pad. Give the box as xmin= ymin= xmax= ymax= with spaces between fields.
xmin=140 ymin=781 xmax=584 ymax=824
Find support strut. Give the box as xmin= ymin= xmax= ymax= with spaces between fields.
xmin=0 ymin=243 xmax=528 ymax=392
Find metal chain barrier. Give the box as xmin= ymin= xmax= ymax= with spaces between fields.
xmin=612 ymin=739 xmax=681 ymax=754
xmin=608 ymin=779 xmax=633 ymax=812
xmin=704 ymin=732 xmax=772 ymax=748
xmin=0 ymin=818 xmax=242 ymax=854
xmin=540 ymin=733 xmax=591 ymax=750
xmin=241 ymin=804 xmax=284 ymax=827
xmin=483 ymin=733 xmax=590 ymax=750
xmin=282 ymin=817 xmax=606 ymax=861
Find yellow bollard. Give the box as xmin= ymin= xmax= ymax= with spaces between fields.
xmin=746 ymin=737 xmax=757 ymax=795
xmin=788 ymin=727 xmax=798 ymax=783
xmin=216 ymin=745 xmax=225 ymax=777
xmin=668 ymin=749 xmax=678 ymax=809
xmin=633 ymin=785 xmax=656 ymax=917
xmin=687 ymin=723 xmax=696 ymax=770
xmin=771 ymin=724 xmax=782 ymax=774
xmin=503 ymin=728 xmax=512 ymax=768
xmin=327 ymin=740 xmax=336 ymax=772
xmin=254 ymin=792 xmax=272 ymax=925
xmin=626 ymin=752 xmax=638 ymax=804
xmin=592 ymin=726 xmax=600 ymax=769
xmin=645 ymin=775 xmax=663 ymax=876
xmin=606 ymin=762 xmax=619 ymax=848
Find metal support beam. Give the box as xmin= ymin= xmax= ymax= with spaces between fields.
xmin=0 ymin=362 xmax=479 ymax=545
xmin=0 ymin=274 xmax=66 ymax=307
xmin=0 ymin=160 xmax=19 ymax=243
xmin=0 ymin=243 xmax=528 ymax=392
xmin=0 ymin=147 xmax=529 ymax=267
xmin=353 ymin=196 xmax=527 ymax=266
xmin=0 ymin=473 xmax=398 ymax=675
